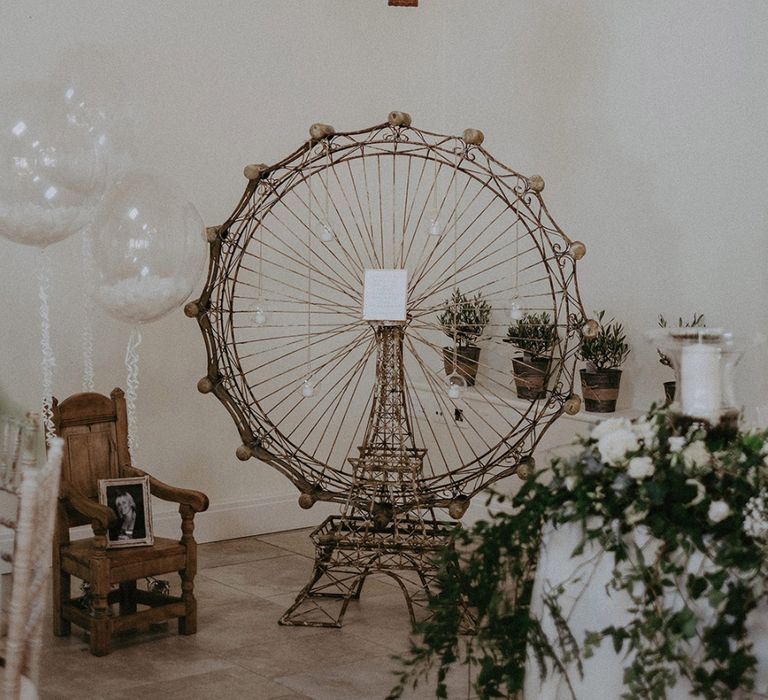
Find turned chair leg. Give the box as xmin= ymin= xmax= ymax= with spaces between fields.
xmin=89 ymin=558 xmax=112 ymax=656
xmin=178 ymin=505 xmax=198 ymax=635
xmin=178 ymin=575 xmax=197 ymax=636
xmin=119 ymin=580 xmax=138 ymax=616
xmin=52 ymin=564 xmax=70 ymax=637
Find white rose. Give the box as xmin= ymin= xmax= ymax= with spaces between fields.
xmin=668 ymin=436 xmax=686 ymax=453
xmin=627 ymin=456 xmax=655 ymax=480
xmin=708 ymin=500 xmax=731 ymax=523
xmin=685 ymin=478 xmax=706 ymax=506
xmin=565 ymin=475 xmax=578 ymax=491
xmin=591 ymin=417 xmax=632 ymax=440
xmin=597 ymin=429 xmax=639 ymax=466
xmin=682 ymin=440 xmax=711 ymax=474
xmin=631 ymin=417 xmax=657 ymax=446
xmin=744 ymin=494 xmax=768 ymax=539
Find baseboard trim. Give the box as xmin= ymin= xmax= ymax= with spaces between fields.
xmin=178 ymin=492 xmax=338 ymax=543
xmin=0 ymin=492 xmax=504 ymax=577
xmin=69 ymin=492 xmax=336 ymax=544
xmin=66 ymin=492 xmax=499 ymax=546
xmin=174 ymin=494 xmax=494 ymax=544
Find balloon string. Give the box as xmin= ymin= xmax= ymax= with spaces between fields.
xmin=81 ymin=226 xmax=95 ymax=392
xmin=125 ymin=327 xmax=142 ymax=457
xmin=37 ymin=251 xmax=56 ymax=445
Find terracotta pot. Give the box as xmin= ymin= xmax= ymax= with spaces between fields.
xmin=512 ymin=356 xmax=551 ymax=400
xmin=663 ymin=381 xmax=676 ymax=405
xmin=443 ymin=346 xmax=481 ymax=386
xmin=580 ymin=368 xmax=622 ymax=413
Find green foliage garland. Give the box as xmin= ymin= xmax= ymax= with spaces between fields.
xmin=390 ymin=409 xmax=768 ymax=700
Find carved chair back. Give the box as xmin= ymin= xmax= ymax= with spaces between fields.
xmin=52 ymin=389 xmax=131 ymax=528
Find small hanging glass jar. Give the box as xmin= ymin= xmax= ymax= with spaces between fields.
xmin=509 ymin=300 xmax=524 ymax=321
xmin=447 ymin=372 xmax=466 ymax=400
xmin=301 ymin=377 xmax=316 ymax=398
xmin=250 ymin=298 xmax=267 ymax=327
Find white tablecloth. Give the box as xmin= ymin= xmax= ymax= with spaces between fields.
xmin=525 ymin=521 xmax=768 ymax=699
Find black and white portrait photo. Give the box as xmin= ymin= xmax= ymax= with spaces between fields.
xmin=98 ymin=476 xmax=154 ymax=548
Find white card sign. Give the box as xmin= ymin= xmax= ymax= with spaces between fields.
xmin=362 ymin=269 xmax=408 ymax=322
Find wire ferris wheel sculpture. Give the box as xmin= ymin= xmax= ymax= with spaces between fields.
xmin=188 ymin=111 xmax=591 ymax=627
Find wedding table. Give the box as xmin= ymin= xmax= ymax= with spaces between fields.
xmin=526 ymin=520 xmax=768 ymax=699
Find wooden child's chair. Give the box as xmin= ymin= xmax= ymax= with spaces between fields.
xmin=52 ymin=388 xmax=209 ymax=656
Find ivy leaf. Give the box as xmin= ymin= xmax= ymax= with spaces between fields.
xmin=388 ymin=414 xmax=768 ymax=700
xmin=644 ymin=480 xmax=667 ymax=505
xmin=708 ymin=570 xmax=728 ymax=589
xmin=612 ymin=628 xmax=626 ymax=653
xmin=674 ymin=607 xmax=698 ymax=639
xmin=708 ymin=589 xmax=726 ymax=608
xmin=742 ymin=433 xmax=763 ymax=453
xmin=687 ymin=574 xmax=707 ymax=600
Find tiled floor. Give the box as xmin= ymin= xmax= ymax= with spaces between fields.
xmin=40 ymin=529 xmax=474 ymax=699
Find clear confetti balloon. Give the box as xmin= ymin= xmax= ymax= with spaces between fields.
xmin=92 ymin=171 xmax=206 ymax=324
xmin=0 ymin=81 xmax=108 ymax=248
xmin=54 ymin=45 xmax=137 ymax=180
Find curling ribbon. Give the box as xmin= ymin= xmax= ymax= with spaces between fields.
xmin=37 ymin=252 xmax=56 ymax=445
xmin=124 ymin=326 xmax=142 ymax=456
xmin=80 ymin=226 xmax=95 ymax=391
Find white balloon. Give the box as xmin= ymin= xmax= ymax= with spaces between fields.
xmin=91 ymin=171 xmax=206 ymax=324
xmin=0 ymin=81 xmax=108 ymax=248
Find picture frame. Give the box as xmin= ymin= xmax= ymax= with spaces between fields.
xmin=98 ymin=476 xmax=154 ymax=548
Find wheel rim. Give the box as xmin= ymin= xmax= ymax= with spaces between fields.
xmin=195 ymin=119 xmax=586 ymax=508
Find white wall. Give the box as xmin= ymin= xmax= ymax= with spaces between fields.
xmin=1 ymin=1 xmax=766 ymax=540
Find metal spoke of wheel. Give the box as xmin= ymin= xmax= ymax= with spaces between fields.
xmin=191 ymin=113 xmax=586 ymax=513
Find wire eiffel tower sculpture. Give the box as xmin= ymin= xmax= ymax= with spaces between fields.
xmin=189 ymin=111 xmax=589 ymax=629
xmin=280 ymin=323 xmax=471 ymax=627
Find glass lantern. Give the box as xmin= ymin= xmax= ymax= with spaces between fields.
xmin=652 ymin=328 xmax=743 ymax=427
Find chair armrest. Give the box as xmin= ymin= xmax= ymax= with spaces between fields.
xmin=123 ymin=465 xmax=209 ymax=513
xmin=61 ymin=486 xmax=117 ymax=532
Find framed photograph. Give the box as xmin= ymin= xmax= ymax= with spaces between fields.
xmin=98 ymin=476 xmax=154 ymax=548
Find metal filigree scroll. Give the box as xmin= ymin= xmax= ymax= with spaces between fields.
xmin=188 ymin=111 xmax=589 ymax=627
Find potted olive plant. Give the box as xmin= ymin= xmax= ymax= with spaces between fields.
xmin=578 ymin=310 xmax=630 ymax=412
xmin=504 ymin=312 xmax=557 ymax=400
xmin=437 ymin=288 xmax=492 ymax=387
xmin=657 ymin=313 xmax=705 ymax=404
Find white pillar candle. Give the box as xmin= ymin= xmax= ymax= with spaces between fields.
xmin=679 ymin=343 xmax=721 ymax=422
